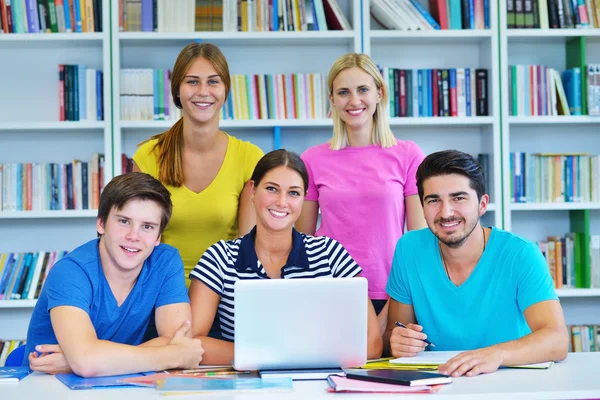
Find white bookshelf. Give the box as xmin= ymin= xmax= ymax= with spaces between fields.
xmin=0 ymin=1 xmax=111 ymax=338
xmin=2 ymin=0 xmax=599 ymax=339
xmin=363 ymin=0 xmax=502 ymax=229
xmin=499 ymin=1 xmax=600 ymax=325
xmin=110 ymin=0 xmax=362 ymax=173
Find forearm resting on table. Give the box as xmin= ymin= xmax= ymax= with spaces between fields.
xmin=66 ymin=340 xmax=187 ymax=377
xmin=493 ymin=326 xmax=569 ymax=366
xmin=195 ymin=336 xmax=234 ymax=365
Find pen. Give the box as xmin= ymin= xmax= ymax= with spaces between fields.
xmin=395 ymin=321 xmax=436 ymax=348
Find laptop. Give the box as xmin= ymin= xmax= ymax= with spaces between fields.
xmin=233 ymin=277 xmax=368 ymax=371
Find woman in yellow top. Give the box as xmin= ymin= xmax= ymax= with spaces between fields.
xmin=133 ymin=43 xmax=263 ymax=283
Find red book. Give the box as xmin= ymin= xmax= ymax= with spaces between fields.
xmin=431 ymin=69 xmax=439 ymax=117
xmin=429 ymin=0 xmax=449 ymax=29
xmin=58 ymin=64 xmax=66 ymax=121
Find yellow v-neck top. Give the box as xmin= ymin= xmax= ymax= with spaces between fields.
xmin=133 ymin=134 xmax=263 ymax=283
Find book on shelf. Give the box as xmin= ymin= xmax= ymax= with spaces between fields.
xmin=0 ymin=0 xmax=102 ymax=34
xmin=58 ymin=64 xmax=104 ymax=122
xmin=586 ymin=64 xmax=600 ymax=116
xmin=381 ymin=67 xmax=488 ymax=118
xmin=0 ymin=153 xmax=105 ymax=212
xmin=0 ymin=251 xmax=68 ymax=301
xmin=370 ymin=0 xmax=440 ymax=31
xmin=507 ymin=0 xmax=599 ymax=28
xmin=120 ymin=71 xmax=328 ymax=121
xmin=0 ymin=340 xmax=24 ymax=368
xmin=508 ymin=64 xmax=589 ymax=116
xmin=509 ymin=152 xmax=600 ymax=204
xmin=569 ymin=325 xmax=600 ymax=352
xmin=538 ymin=232 xmax=600 ymax=289
xmin=118 ymin=0 xmax=349 ymax=32
xmin=120 ymin=68 xmax=181 ymax=121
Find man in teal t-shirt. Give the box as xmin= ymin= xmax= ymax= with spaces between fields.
xmin=385 ymin=150 xmax=568 ymax=377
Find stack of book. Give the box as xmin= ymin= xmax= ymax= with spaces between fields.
xmin=119 ymin=0 xmax=351 ymax=32
xmin=538 ymin=234 xmax=600 ymax=289
xmin=0 ymin=251 xmax=67 ymax=301
xmin=0 ymin=153 xmax=106 ymax=212
xmin=509 ymin=152 xmax=600 ymax=204
xmin=507 ymin=0 xmax=600 ymax=29
xmin=569 ymin=325 xmax=600 ymax=352
xmin=382 ymin=67 xmax=489 ymax=118
xmin=0 ymin=0 xmax=103 ymax=34
xmin=59 ymin=65 xmax=104 ymax=122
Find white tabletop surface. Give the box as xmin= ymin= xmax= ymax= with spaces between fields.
xmin=2 ymin=352 xmax=600 ymax=399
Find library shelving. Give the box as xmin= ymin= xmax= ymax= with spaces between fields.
xmin=2 ymin=0 xmax=599 ymax=339
xmin=363 ymin=0 xmax=502 ymax=230
xmin=0 ymin=0 xmax=112 ymax=339
xmin=499 ymin=1 xmax=600 ymax=325
xmin=110 ymin=0 xmax=362 ymax=174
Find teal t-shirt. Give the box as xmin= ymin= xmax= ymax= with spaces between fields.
xmin=386 ymin=227 xmax=558 ymax=351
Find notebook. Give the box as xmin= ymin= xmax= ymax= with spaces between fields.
xmin=234 ymin=277 xmax=368 ymax=371
xmin=327 ymin=375 xmax=439 ymax=393
xmin=344 ymin=369 xmax=452 ymax=387
xmin=0 ymin=367 xmax=32 ymax=383
xmin=390 ymin=351 xmax=554 ymax=369
xmin=56 ymin=372 xmax=152 ymax=390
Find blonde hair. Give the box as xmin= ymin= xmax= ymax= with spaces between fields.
xmin=327 ymin=53 xmax=396 ymax=150
xmin=139 ymin=43 xmax=231 ymax=187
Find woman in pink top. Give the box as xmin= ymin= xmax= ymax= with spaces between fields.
xmin=296 ymin=53 xmax=427 ymax=331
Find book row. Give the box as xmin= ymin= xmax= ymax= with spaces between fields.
xmin=509 ymin=65 xmax=569 ymax=116
xmin=120 ymin=69 xmax=181 ymax=121
xmin=0 ymin=340 xmax=24 ymax=366
xmin=0 ymin=154 xmax=106 ymax=212
xmin=538 ymin=233 xmax=600 ymax=289
xmin=507 ymin=0 xmax=600 ymax=28
xmin=569 ymin=325 xmax=600 ymax=353
xmin=371 ymin=0 xmax=489 ymax=31
xmin=0 ymin=0 xmax=102 ymax=34
xmin=509 ymin=152 xmax=600 ymax=204
xmin=121 ymin=71 xmax=329 ymax=121
xmin=119 ymin=0 xmax=350 ymax=33
xmin=508 ymin=65 xmax=600 ymax=116
xmin=58 ymin=64 xmax=104 ymax=122
xmin=382 ymin=67 xmax=489 ymax=118
xmin=0 ymin=251 xmax=66 ymax=302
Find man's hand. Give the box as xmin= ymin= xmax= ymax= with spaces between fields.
xmin=438 ymin=347 xmax=505 ymax=377
xmin=168 ymin=320 xmax=205 ymax=369
xmin=28 ymin=344 xmax=72 ymax=374
xmin=389 ymin=323 xmax=428 ymax=357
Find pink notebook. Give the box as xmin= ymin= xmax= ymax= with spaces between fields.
xmin=327 ymin=375 xmax=441 ymax=393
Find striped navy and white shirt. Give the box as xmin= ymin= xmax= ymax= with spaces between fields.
xmin=189 ymin=227 xmax=362 ymax=342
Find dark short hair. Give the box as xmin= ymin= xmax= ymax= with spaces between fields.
xmin=97 ymin=172 xmax=172 ymax=235
xmin=416 ymin=150 xmax=486 ymax=202
xmin=251 ymin=149 xmax=309 ymax=194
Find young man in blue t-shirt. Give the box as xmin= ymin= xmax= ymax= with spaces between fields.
xmin=385 ymin=150 xmax=568 ymax=377
xmin=24 ymin=172 xmax=204 ymax=377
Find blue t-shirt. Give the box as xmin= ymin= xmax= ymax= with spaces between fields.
xmin=23 ymin=239 xmax=189 ymax=366
xmin=386 ymin=227 xmax=558 ymax=351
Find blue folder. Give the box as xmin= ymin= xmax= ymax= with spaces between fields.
xmin=55 ymin=372 xmax=153 ymax=390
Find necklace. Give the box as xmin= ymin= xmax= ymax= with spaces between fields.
xmin=439 ymin=225 xmax=486 ymax=282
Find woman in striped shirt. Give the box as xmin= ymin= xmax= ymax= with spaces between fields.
xmin=188 ymin=149 xmax=383 ymax=365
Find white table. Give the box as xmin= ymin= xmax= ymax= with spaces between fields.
xmin=2 ymin=353 xmax=600 ymax=399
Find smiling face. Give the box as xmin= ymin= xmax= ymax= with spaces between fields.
xmin=251 ymin=165 xmax=306 ymax=233
xmin=178 ymin=56 xmax=226 ymax=125
xmin=422 ymin=173 xmax=488 ymax=248
xmin=96 ymin=199 xmax=163 ymax=275
xmin=330 ymin=67 xmax=382 ymax=135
